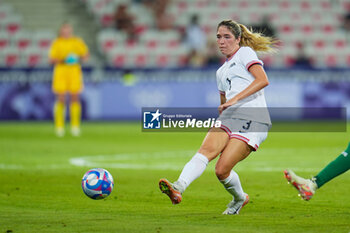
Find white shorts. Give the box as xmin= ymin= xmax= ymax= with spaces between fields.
xmin=218 ymin=118 xmax=269 ymax=151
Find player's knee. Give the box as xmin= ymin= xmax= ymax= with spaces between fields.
xmin=215 ymin=165 xmax=230 ymax=180
xmin=198 ymin=144 xmax=220 ymax=161
xmin=56 ymin=94 xmax=65 ymax=103
xmin=71 ymin=94 xmax=80 ymax=103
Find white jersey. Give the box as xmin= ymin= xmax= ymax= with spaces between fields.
xmin=216 ymin=46 xmax=271 ymax=125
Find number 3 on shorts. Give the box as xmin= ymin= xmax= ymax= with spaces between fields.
xmin=239 ymin=120 xmax=252 ymax=133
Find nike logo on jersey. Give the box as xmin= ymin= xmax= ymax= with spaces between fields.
xmin=230 ymin=62 xmax=236 ymax=67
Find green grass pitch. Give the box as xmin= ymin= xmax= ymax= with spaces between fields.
xmin=0 ymin=122 xmax=349 ymax=233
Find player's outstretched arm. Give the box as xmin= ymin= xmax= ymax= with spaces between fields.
xmin=218 ymin=64 xmax=269 ymax=113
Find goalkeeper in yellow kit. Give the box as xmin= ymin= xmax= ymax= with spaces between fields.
xmin=49 ymin=22 xmax=89 ymax=137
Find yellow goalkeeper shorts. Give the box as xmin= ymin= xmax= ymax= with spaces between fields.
xmin=52 ymin=64 xmax=84 ymax=94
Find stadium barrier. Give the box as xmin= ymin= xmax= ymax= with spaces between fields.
xmin=0 ymin=68 xmax=349 ymax=120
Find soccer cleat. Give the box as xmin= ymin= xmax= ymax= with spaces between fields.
xmin=222 ymin=193 xmax=249 ymax=215
xmin=71 ymin=126 xmax=81 ymax=137
xmin=159 ymin=179 xmax=182 ymax=205
xmin=284 ymin=169 xmax=317 ymax=201
xmin=55 ymin=127 xmax=65 ymax=137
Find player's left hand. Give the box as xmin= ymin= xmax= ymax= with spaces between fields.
xmin=218 ymin=98 xmax=238 ymax=114
xmin=218 ymin=103 xmax=230 ymax=114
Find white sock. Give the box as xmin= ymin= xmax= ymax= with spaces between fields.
xmin=176 ymin=152 xmax=209 ymax=193
xmin=220 ymin=170 xmax=245 ymax=201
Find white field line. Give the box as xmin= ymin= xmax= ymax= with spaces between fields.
xmin=0 ymin=147 xmax=340 ymax=172
xmin=68 ymin=149 xmax=323 ymax=172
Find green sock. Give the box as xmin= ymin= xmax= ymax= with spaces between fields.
xmin=314 ymin=142 xmax=350 ymax=188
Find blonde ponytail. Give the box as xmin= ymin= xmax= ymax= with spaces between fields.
xmin=217 ymin=20 xmax=278 ymax=53
xmin=239 ymin=24 xmax=277 ymax=53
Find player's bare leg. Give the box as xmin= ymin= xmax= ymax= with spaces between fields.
xmin=216 ymin=139 xmax=252 ymax=215
xmin=159 ymin=128 xmax=228 ymax=204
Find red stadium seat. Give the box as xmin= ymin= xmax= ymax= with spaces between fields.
xmin=325 ymin=54 xmax=337 ymax=67
xmin=229 ymin=13 xmax=240 ymax=22
xmin=156 ymin=54 xmax=170 ymax=67
xmin=283 ymin=55 xmax=295 ymax=67
xmin=33 ymin=31 xmax=55 ymax=50
xmin=13 ymin=31 xmax=34 ymax=51
xmin=166 ymin=39 xmax=179 ymax=48
xmin=258 ymin=0 xmax=270 ymax=8
xmin=343 ymin=1 xmax=350 ymax=11
xmin=322 ymin=24 xmax=334 ymax=33
xmin=300 ymin=1 xmax=311 ymax=10
xmin=6 ymin=55 xmax=19 ymax=66
xmin=6 ymin=22 xmax=20 ymax=34
xmin=135 ymin=25 xmax=147 ymax=34
xmin=201 ymin=25 xmax=212 ymax=35
xmin=209 ymin=11 xmax=219 ymax=21
xmin=0 ymin=34 xmax=9 ymax=50
xmin=3 ymin=15 xmax=22 ymax=35
xmin=3 ymin=48 xmax=19 ymax=67
xmin=290 ymin=12 xmax=301 ymax=20
xmin=334 ymin=39 xmax=346 ymax=49
xmin=260 ymin=55 xmax=274 ymax=67
xmin=0 ymin=39 xmax=8 ymax=49
xmin=112 ymin=54 xmax=126 ymax=67
xmin=279 ymin=1 xmax=290 ymax=9
xmin=176 ymin=54 xmax=187 ymax=67
xmin=145 ymin=39 xmax=159 ymax=49
xmin=102 ymin=39 xmax=117 ymax=52
xmin=177 ymin=1 xmax=188 ymax=11
xmin=346 ymin=55 xmax=350 ymax=66
xmin=27 ymin=53 xmax=41 ymax=67
xmin=98 ymin=30 xmax=127 ymax=53
xmin=15 ymin=37 xmax=31 ymax=51
xmin=134 ymin=54 xmax=147 ymax=67
xmin=238 ymin=0 xmax=249 ymax=8
xmin=218 ymin=0 xmax=229 ymax=8
xmin=280 ymin=25 xmax=294 ymax=34
xmin=126 ymin=39 xmax=137 ymax=48
xmin=145 ymin=40 xmax=158 ymax=49
xmin=0 ymin=12 xmax=7 ymax=20
xmin=100 ymin=13 xmax=114 ymax=27
xmin=320 ymin=1 xmax=331 ymax=9
xmin=37 ymin=39 xmax=51 ymax=50
xmin=313 ymin=40 xmax=326 ymax=49
xmin=196 ymin=0 xmax=210 ymax=8
xmin=17 ymin=39 xmax=31 ymax=50
xmin=301 ymin=24 xmax=314 ymax=35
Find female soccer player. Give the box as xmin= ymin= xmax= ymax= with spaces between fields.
xmin=284 ymin=142 xmax=350 ymax=200
xmin=49 ymin=22 xmax=89 ymax=137
xmin=159 ymin=20 xmax=277 ymax=215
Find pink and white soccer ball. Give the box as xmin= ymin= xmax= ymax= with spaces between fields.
xmin=82 ymin=168 xmax=114 ymax=200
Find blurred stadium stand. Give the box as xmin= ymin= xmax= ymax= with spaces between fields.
xmin=0 ymin=0 xmax=350 ymax=68
xmin=0 ymin=0 xmax=99 ymax=68
xmin=84 ymin=0 xmax=350 ymax=68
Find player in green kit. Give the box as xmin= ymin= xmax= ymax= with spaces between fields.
xmin=284 ymin=142 xmax=350 ymax=200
